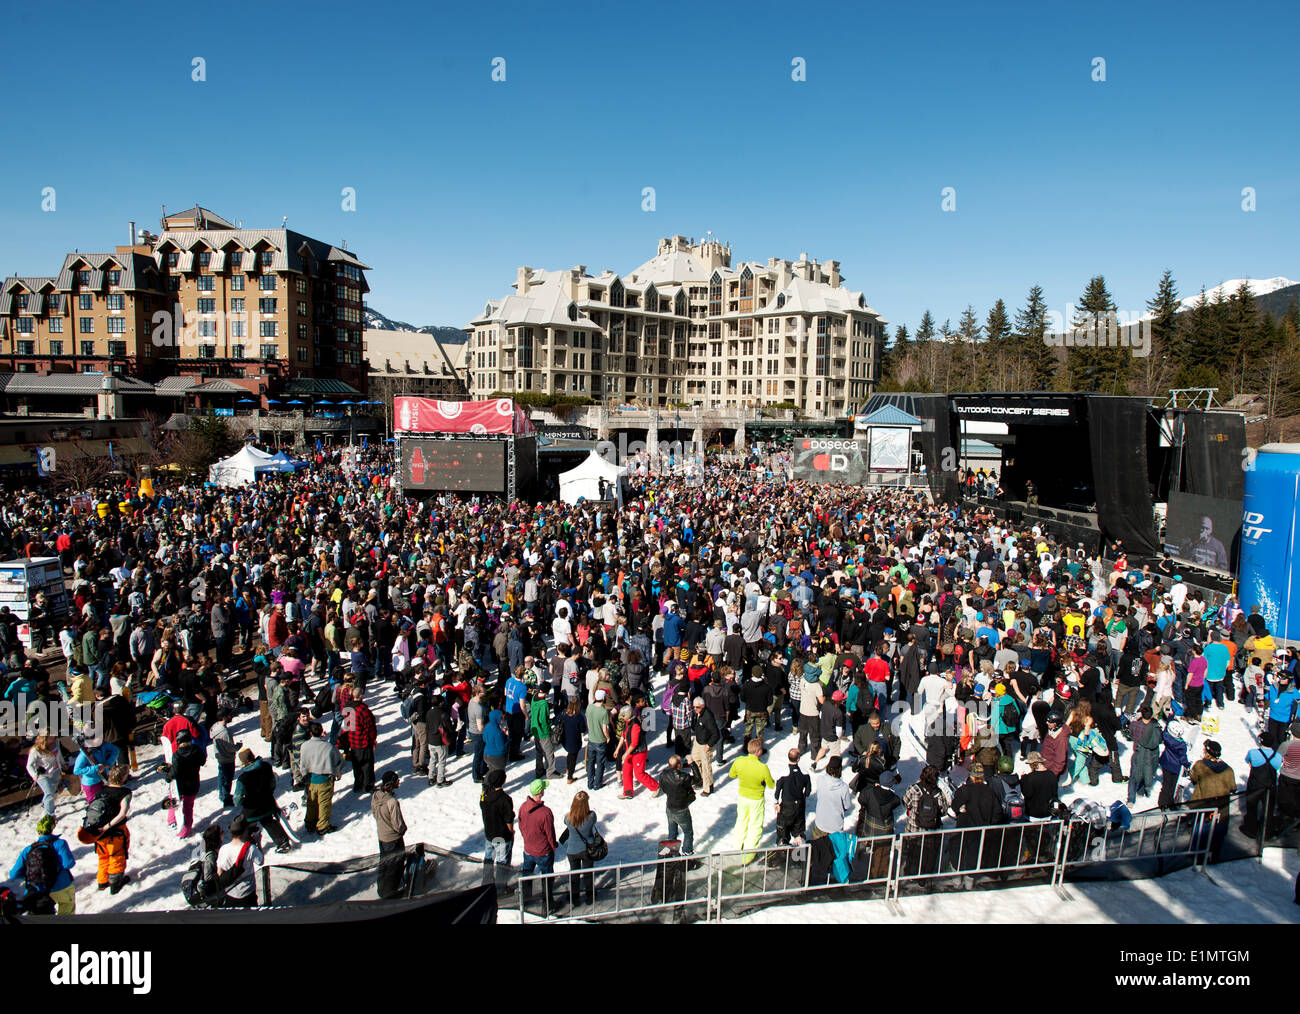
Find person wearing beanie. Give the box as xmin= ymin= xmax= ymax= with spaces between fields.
xmin=479 ymin=768 xmax=515 ymax=894
xmin=372 ymin=771 xmax=408 ymax=898
xmin=232 ymin=748 xmax=292 ymax=853
xmin=1157 ymin=720 xmax=1192 ymax=811
xmin=157 ymin=727 xmax=204 ymax=838
xmin=8 ymin=813 xmax=76 ymax=914
xmin=517 ymin=779 xmax=558 ymax=910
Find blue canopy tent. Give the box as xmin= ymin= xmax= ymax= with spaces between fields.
xmin=267 ymin=450 xmax=309 ymax=472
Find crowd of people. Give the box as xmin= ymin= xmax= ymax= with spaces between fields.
xmin=2 ymin=439 xmax=1299 ymax=918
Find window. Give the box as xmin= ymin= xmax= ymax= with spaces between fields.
xmin=260 ymin=343 xmax=278 ymax=359
xmin=198 ymin=344 xmax=215 ymax=359
xmin=230 ymin=275 xmax=244 ymax=292
xmin=296 ymin=278 xmax=307 ymax=295
xmin=166 ymin=253 xmax=178 ymax=268
xmin=80 ymin=340 xmax=95 ymax=356
xmin=49 ymin=340 xmax=63 ymax=356
xmin=336 ymin=327 xmax=348 ymax=343
xmin=199 ymin=321 xmax=217 ymax=337
xmin=230 ymin=252 xmax=242 ymax=269
xmin=230 ymin=320 xmax=246 ymax=338
xmin=107 ymin=293 xmax=124 ymax=311
xmin=14 ymin=317 xmax=34 ymax=334
xmin=77 ymin=270 xmax=90 ymax=286
xmin=231 ymin=344 xmax=245 ymax=359
xmin=259 ymin=321 xmax=278 ymax=337
xmin=46 ymin=294 xmax=61 ymax=312
xmin=258 ymin=275 xmax=276 ymax=291
xmin=299 ymin=347 xmax=309 ymax=363
xmin=258 ymin=298 xmax=277 ymax=314
xmin=298 ymin=324 xmax=308 ymax=340
xmin=16 ymin=340 xmax=34 ymax=355
xmin=297 ymin=300 xmax=307 ymax=317
xmin=260 ymin=252 xmax=274 ymax=268
xmin=107 ymin=318 xmax=126 ymax=334
xmin=227 ymin=298 xmax=244 ymax=314
xmin=197 ymin=252 xmax=210 ymax=268
xmin=168 ymin=277 xmax=180 ymax=291
xmin=197 ymin=298 xmax=216 ymax=314
xmin=79 ymin=317 xmax=94 ymax=333
xmin=197 ymin=274 xmax=215 ymax=291
xmin=739 ymin=267 xmax=753 ymax=312
xmin=108 ymin=340 xmax=127 ymax=357
xmin=79 ymin=294 xmax=93 ymax=310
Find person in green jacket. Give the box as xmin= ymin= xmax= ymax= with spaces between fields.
xmin=531 ymin=683 xmax=559 ymax=780
xmin=729 ymin=738 xmax=775 ymax=864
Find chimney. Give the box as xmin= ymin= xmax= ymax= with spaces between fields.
xmin=829 ymin=260 xmax=841 ymax=287
xmin=515 ymin=266 xmax=533 ymax=292
xmin=129 ymin=221 xmax=135 ymax=245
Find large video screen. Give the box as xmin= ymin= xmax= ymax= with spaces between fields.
xmin=869 ymin=427 xmax=910 ymax=471
xmin=400 ymin=438 xmax=505 ymax=493
xmin=792 ymin=438 xmax=868 ymax=485
xmin=1164 ymin=491 xmax=1240 ymax=574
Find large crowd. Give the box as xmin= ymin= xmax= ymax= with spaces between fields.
xmin=2 ymin=441 xmax=1299 ymax=918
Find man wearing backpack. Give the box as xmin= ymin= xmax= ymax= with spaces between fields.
xmin=8 ymin=814 xmax=76 ymax=914
xmin=217 ymin=815 xmax=264 ymax=907
xmin=427 ymin=686 xmax=455 ymax=786
xmin=403 ymin=672 xmax=430 ymax=776
xmin=1241 ymin=731 xmax=1283 ymax=837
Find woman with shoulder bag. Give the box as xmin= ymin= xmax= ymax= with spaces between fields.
xmin=561 ymin=790 xmax=604 ymax=908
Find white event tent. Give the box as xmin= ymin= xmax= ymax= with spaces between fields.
xmin=207 ymin=445 xmax=277 ymax=487
xmin=558 ymin=450 xmax=627 ymax=506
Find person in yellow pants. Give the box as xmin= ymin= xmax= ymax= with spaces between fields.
xmin=729 ymin=739 xmax=775 ymax=864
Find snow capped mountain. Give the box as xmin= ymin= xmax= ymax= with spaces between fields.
xmin=1179 ymin=276 xmax=1296 ymax=309
xmin=364 ymin=307 xmax=468 ymax=343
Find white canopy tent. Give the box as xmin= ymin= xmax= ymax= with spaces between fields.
xmin=207 ymin=445 xmax=278 ymax=486
xmin=558 ymin=450 xmax=628 ymax=506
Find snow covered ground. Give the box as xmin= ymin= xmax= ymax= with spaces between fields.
xmin=725 ymin=849 xmax=1299 ymax=925
xmin=0 ymin=660 xmax=1284 ymax=919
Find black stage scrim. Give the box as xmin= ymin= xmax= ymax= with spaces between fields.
xmin=921 ymin=395 xmax=960 ymax=503
xmin=1088 ymin=397 xmax=1158 ymax=555
xmin=1181 ymin=411 xmax=1246 ymax=501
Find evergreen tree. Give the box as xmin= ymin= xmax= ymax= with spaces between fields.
xmin=1138 ymin=270 xmax=1180 ymax=396
xmin=1226 ymin=281 xmax=1261 ymax=396
xmin=1012 ymin=284 xmax=1056 ymax=389
xmin=915 ymin=310 xmax=936 ymax=343
xmin=985 ymin=298 xmax=1012 ymax=390
xmin=1068 ymin=274 xmax=1129 ymax=392
xmin=1174 ymin=289 xmax=1222 ymax=388
xmin=956 ymin=305 xmax=982 ymax=390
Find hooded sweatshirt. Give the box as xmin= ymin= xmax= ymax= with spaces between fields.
xmin=482 ymin=708 xmax=508 ymax=758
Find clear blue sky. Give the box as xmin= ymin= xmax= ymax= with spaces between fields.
xmin=1 ymin=0 xmax=1296 ymax=336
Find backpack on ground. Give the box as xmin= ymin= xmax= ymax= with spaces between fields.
xmin=915 ymin=786 xmax=942 ymax=830
xmin=181 ymin=851 xmax=217 ymax=908
xmin=1002 ymin=786 xmax=1027 ymax=822
xmin=23 ymin=841 xmax=61 ymax=895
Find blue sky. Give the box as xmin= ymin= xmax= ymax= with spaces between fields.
xmin=1 ymin=0 xmax=1296 ymax=336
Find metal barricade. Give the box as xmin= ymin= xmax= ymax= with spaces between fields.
xmin=515 ymin=852 xmax=715 ymax=923
xmin=886 ymin=820 xmax=1070 ymax=911
xmin=1063 ymin=808 xmax=1219 ymax=872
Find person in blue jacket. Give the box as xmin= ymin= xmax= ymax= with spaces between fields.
xmin=8 ymin=814 xmax=76 ymax=914
xmin=1264 ymin=675 xmax=1300 ymax=748
xmin=482 ymin=705 xmax=509 ymax=776
xmin=503 ymin=672 xmax=528 ymax=762
xmin=662 ymin=605 xmax=684 ymax=664
xmin=1157 ymin=720 xmax=1191 ymax=811
xmin=72 ymin=738 xmax=121 ymax=806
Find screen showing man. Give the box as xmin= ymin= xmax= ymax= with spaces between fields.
xmin=1163 ymin=492 xmax=1239 ymax=574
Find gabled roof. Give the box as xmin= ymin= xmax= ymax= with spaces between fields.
xmin=282 ymin=378 xmax=362 ymax=396
xmin=470 ymin=272 xmax=603 ymax=331
xmin=0 ymin=373 xmax=154 ymax=395
xmin=55 ymin=252 xmax=166 ymax=293
xmin=162 ymin=206 xmax=237 ymax=230
xmin=0 ymin=277 xmax=58 ymax=314
xmin=155 ymin=228 xmax=370 ymax=274
xmin=760 ymin=275 xmax=879 ymax=317
xmin=155 ymin=377 xmax=200 ymax=396
xmin=857 ymin=404 xmax=922 ymax=427
xmin=626 ymin=248 xmax=716 ymax=285
xmin=190 ymin=379 xmax=251 ymax=395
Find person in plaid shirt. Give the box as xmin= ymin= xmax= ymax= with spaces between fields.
xmin=343 ymin=687 xmax=377 ymax=793
xmin=668 ymin=681 xmax=693 ymax=757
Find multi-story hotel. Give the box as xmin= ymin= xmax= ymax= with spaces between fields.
xmin=0 ymin=206 xmax=371 ymax=393
xmin=466 ymin=236 xmax=887 ymax=418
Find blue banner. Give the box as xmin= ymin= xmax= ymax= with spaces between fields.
xmin=1239 ymin=456 xmax=1300 ymax=640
